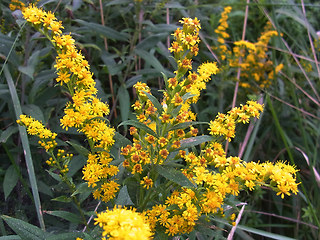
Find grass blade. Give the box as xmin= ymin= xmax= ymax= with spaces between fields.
xmin=3 ymin=66 xmax=45 ymax=230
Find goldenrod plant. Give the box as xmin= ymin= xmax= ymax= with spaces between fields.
xmin=213 ymin=6 xmax=283 ymax=91
xmin=9 ymin=4 xmax=301 ymax=239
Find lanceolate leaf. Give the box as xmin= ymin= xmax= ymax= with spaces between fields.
xmin=1 ymin=216 xmax=45 ymax=240
xmin=144 ymin=91 xmax=164 ymax=115
xmin=74 ymin=19 xmax=129 ymax=41
xmin=118 ymin=120 xmax=157 ymax=137
xmin=0 ymin=236 xmax=21 ymax=240
xmin=134 ymin=49 xmax=166 ymax=74
xmin=155 ymin=165 xmax=195 ymax=188
xmin=168 ymin=121 xmax=208 ymax=131
xmin=44 ymin=211 xmax=82 ymax=224
xmin=46 ymin=233 xmax=86 ymax=240
xmin=4 ymin=66 xmax=45 ymax=230
xmin=3 ymin=165 xmax=19 ymax=200
xmin=118 ymin=85 xmax=130 ymax=122
xmin=179 ymin=135 xmax=214 ymax=150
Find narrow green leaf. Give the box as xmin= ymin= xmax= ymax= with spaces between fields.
xmin=0 ymin=236 xmax=21 ymax=240
xmin=114 ymin=132 xmax=132 ymax=148
xmin=168 ymin=121 xmax=208 ymax=131
xmin=115 ymin=185 xmax=134 ymax=206
xmin=46 ymin=170 xmax=62 ymax=182
xmin=105 ymin=0 xmax=131 ymax=7
xmin=75 ymin=19 xmax=129 ymax=41
xmin=1 ymin=216 xmax=45 ymax=240
xmin=144 ymin=91 xmax=163 ymax=114
xmin=182 ymin=92 xmax=196 ymax=101
xmin=22 ymin=104 xmax=45 ymax=123
xmin=118 ymin=120 xmax=157 ymax=137
xmin=67 ymin=155 xmax=87 ymax=177
xmin=3 ymin=166 xmax=19 ymax=200
xmin=179 ymin=135 xmax=213 ymax=150
xmin=71 ymin=182 xmax=90 ymax=197
xmin=51 ymin=196 xmax=72 ymax=203
xmin=134 ymin=49 xmax=166 ymax=74
xmin=155 ymin=165 xmax=195 ymax=188
xmin=136 ymin=33 xmax=168 ymax=50
xmin=46 ymin=233 xmax=85 ymax=240
xmin=37 ymin=181 xmax=53 ymax=197
xmin=0 ymin=126 xmax=18 ymax=143
xmin=66 ymin=141 xmax=90 ymax=156
xmin=45 ymin=211 xmax=82 ymax=224
xmin=236 ymin=224 xmax=296 ymax=240
xmin=4 ymin=66 xmax=45 ymax=230
xmin=118 ymin=85 xmax=130 ymax=122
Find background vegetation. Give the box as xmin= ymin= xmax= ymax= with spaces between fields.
xmin=0 ymin=0 xmax=319 ymax=239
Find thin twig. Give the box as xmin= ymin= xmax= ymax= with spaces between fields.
xmin=301 ymin=0 xmax=320 ymax=83
xmin=267 ymin=92 xmax=320 ymax=120
xmin=227 ymin=204 xmax=246 ymax=240
xmin=248 ymin=210 xmax=319 ymax=230
xmin=238 ymin=96 xmax=263 ymax=158
xmin=98 ymin=0 xmax=117 ymax=118
xmin=280 ymin=71 xmax=320 ymax=107
xmin=256 ymin=0 xmax=320 ymax=101
xmin=166 ymin=8 xmax=170 ymax=49
xmin=226 ymin=0 xmax=250 ymax=154
xmin=82 ymin=201 xmax=101 ymax=232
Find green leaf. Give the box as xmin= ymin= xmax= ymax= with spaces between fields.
xmin=179 ymin=135 xmax=213 ymax=149
xmin=136 ymin=33 xmax=168 ymax=50
xmin=113 ymin=132 xmax=132 ymax=148
xmin=236 ymin=225 xmax=296 ymax=240
xmin=71 ymin=182 xmax=90 ymax=197
xmin=3 ymin=166 xmax=19 ymax=200
xmin=155 ymin=165 xmax=195 ymax=188
xmin=22 ymin=104 xmax=45 ymax=123
xmin=134 ymin=49 xmax=166 ymax=74
xmin=118 ymin=85 xmax=130 ymax=122
xmin=115 ymin=185 xmax=134 ymax=206
xmin=1 ymin=216 xmax=45 ymax=240
xmin=182 ymin=92 xmax=197 ymax=101
xmin=67 ymin=155 xmax=87 ymax=177
xmin=66 ymin=141 xmax=90 ymax=156
xmin=118 ymin=120 xmax=157 ymax=137
xmin=168 ymin=121 xmax=208 ymax=131
xmin=144 ymin=91 xmax=164 ymax=115
xmin=46 ymin=170 xmax=62 ymax=182
xmin=44 ymin=211 xmax=82 ymax=224
xmin=75 ymin=19 xmax=129 ymax=41
xmin=46 ymin=232 xmax=85 ymax=240
xmin=0 ymin=126 xmax=18 ymax=143
xmin=105 ymin=0 xmax=131 ymax=7
xmin=4 ymin=66 xmax=45 ymax=230
xmin=51 ymin=196 xmax=72 ymax=203
xmin=0 ymin=236 xmax=21 ymax=240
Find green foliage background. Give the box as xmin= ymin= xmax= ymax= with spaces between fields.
xmin=0 ymin=0 xmax=320 ymax=239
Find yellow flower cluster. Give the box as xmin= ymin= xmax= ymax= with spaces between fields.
xmin=230 ymin=23 xmax=284 ymax=89
xmin=19 ymin=6 xmax=300 ymax=239
xmin=17 ymin=115 xmax=57 ymax=151
xmin=122 ymin=18 xmax=218 ymax=179
xmin=83 ymin=152 xmax=119 ymax=202
xmin=94 ymin=206 xmax=153 ymax=240
xmin=214 ymin=7 xmax=283 ymax=90
xmin=208 ymin=100 xmax=264 ymax=141
xmin=144 ymin=142 xmax=299 ymax=236
xmin=9 ymin=0 xmax=25 ymax=11
xmin=181 ymin=143 xmax=299 ymax=200
xmin=21 ymin=5 xmax=118 ymax=202
xmin=213 ymin=6 xmax=232 ymax=60
xmin=46 ymin=149 xmax=72 ymax=174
